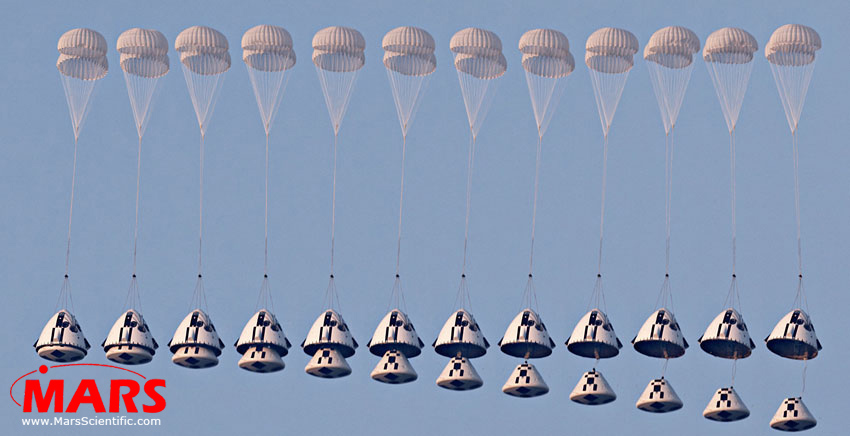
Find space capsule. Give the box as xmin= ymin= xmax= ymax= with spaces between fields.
xmin=699 ymin=308 xmax=755 ymax=359
xmin=770 ymin=397 xmax=818 ymax=431
xmin=302 ymin=309 xmax=358 ymax=378
xmin=34 ymin=309 xmax=91 ymax=362
xmin=498 ymin=309 xmax=556 ymax=359
xmin=434 ymin=309 xmax=489 ymax=358
xmin=234 ymin=309 xmax=291 ymax=373
xmin=770 ymin=397 xmax=816 ymax=432
xmin=570 ymin=369 xmax=616 ymax=405
xmin=367 ymin=309 xmax=424 ymax=384
xmin=636 ymin=377 xmax=683 ymax=413
xmin=632 ymin=308 xmax=688 ymax=359
xmin=502 ymin=362 xmax=549 ymax=398
xmin=703 ymin=386 xmax=750 ymax=422
xmin=765 ymin=309 xmax=822 ymax=360
xmin=436 ymin=356 xmax=483 ymax=391
xmin=102 ymin=309 xmax=158 ymax=365
xmin=566 ymin=308 xmax=622 ymax=359
xmin=167 ymin=309 xmax=225 ymax=369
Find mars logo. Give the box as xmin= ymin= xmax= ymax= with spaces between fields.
xmin=9 ymin=363 xmax=165 ymax=413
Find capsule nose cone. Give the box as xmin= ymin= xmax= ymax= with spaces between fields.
xmin=502 ymin=362 xmax=549 ymax=398
xmin=436 ymin=357 xmax=483 ymax=391
xmin=171 ymin=345 xmax=219 ymax=368
xmin=370 ymin=350 xmax=417 ymax=384
xmin=238 ymin=345 xmax=285 ymax=373
xmin=770 ymin=397 xmax=817 ymax=432
xmin=305 ymin=347 xmax=351 ymax=379
xmin=702 ymin=387 xmax=750 ymax=422
xmin=636 ymin=378 xmax=683 ymax=413
xmin=570 ymin=370 xmax=616 ymax=405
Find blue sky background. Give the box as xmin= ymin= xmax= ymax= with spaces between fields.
xmin=2 ymin=0 xmax=849 ymax=434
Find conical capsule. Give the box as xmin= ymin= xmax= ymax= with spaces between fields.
xmin=570 ymin=369 xmax=616 ymax=405
xmin=168 ymin=309 xmax=225 ymax=369
xmin=102 ymin=309 xmax=158 ymax=365
xmin=636 ymin=378 xmax=683 ymax=413
xmin=502 ymin=362 xmax=549 ymax=398
xmin=370 ymin=350 xmax=417 ymax=384
xmin=305 ymin=347 xmax=351 ymax=379
xmin=765 ymin=309 xmax=822 ymax=360
xmin=632 ymin=308 xmax=688 ymax=359
xmin=769 ymin=397 xmax=816 ymax=432
xmin=436 ymin=357 xmax=483 ymax=391
xmin=433 ymin=309 xmax=489 ymax=358
xmin=498 ymin=309 xmax=556 ymax=359
xmin=234 ymin=309 xmax=290 ymax=373
xmin=34 ymin=309 xmax=91 ymax=362
xmin=566 ymin=309 xmax=622 ymax=359
xmin=703 ymin=387 xmax=750 ymax=422
xmin=699 ymin=308 xmax=755 ymax=359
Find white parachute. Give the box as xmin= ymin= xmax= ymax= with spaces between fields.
xmin=175 ymin=26 xmax=231 ymax=136
xmin=566 ymin=28 xmax=637 ymax=380
xmin=585 ymin=27 xmax=639 ymax=135
xmin=312 ymin=26 xmax=365 ymax=135
xmin=106 ymin=28 xmax=170 ymax=365
xmin=699 ymin=29 xmax=758 ymax=407
xmin=171 ymin=26 xmax=230 ymax=368
xmin=519 ymin=29 xmax=574 ymax=137
xmin=238 ymin=24 xmax=297 ymax=373
xmin=373 ymin=26 xmax=436 ymax=385
xmin=304 ymin=26 xmax=365 ymax=378
xmin=383 ymin=26 xmax=436 ymax=136
xmin=243 ymin=25 xmax=296 ymax=135
xmin=42 ymin=28 xmax=109 ymax=362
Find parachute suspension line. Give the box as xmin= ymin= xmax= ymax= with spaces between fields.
xmin=589 ymin=131 xmax=610 ymax=313
xmin=132 ymin=135 xmax=142 ymax=277
xmin=330 ymin=132 xmax=338 ymax=278
xmin=190 ymin=132 xmax=207 ymax=312
xmin=791 ymin=130 xmax=809 ymax=313
xmin=792 ymin=129 xmax=803 ymax=280
xmin=597 ymin=131 xmax=609 ymax=275
xmin=324 ymin=132 xmax=340 ymax=311
xmin=461 ymin=130 xmax=477 ymax=278
xmin=387 ymin=133 xmax=408 ymax=311
xmin=64 ymin=136 xmax=79 ymax=279
xmin=395 ymin=134 xmax=407 ymax=277
xmin=528 ymin=133 xmax=542 ymax=276
xmin=655 ymin=128 xmax=675 ymax=311
xmin=198 ymin=132 xmax=205 ymax=277
xmin=264 ymin=132 xmax=270 ymax=277
xmin=730 ymin=358 xmax=737 ymax=387
xmin=730 ymin=128 xmax=737 ymax=278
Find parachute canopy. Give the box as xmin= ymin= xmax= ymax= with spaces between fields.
xmin=242 ymin=25 xmax=296 ymax=134
xmin=312 ymin=26 xmax=365 ymax=134
xmin=451 ymin=27 xmax=505 ymax=138
xmin=117 ymin=28 xmax=168 ymax=56
xmin=242 ymin=24 xmax=296 ymax=72
xmin=644 ymin=25 xmax=700 ymax=69
xmin=585 ymin=27 xmax=638 ymax=134
xmin=703 ymin=27 xmax=757 ymax=132
xmin=383 ymin=26 xmax=436 ymax=135
xmin=519 ymin=29 xmax=574 ymax=135
xmin=175 ymin=26 xmax=230 ymax=134
xmin=57 ymin=28 xmax=109 ymax=139
xmin=703 ymin=27 xmax=758 ymax=64
xmin=118 ymin=28 xmax=170 ymax=137
xmin=58 ymin=28 xmax=107 ymax=58
xmin=644 ymin=26 xmax=700 ymax=133
xmin=765 ymin=24 xmax=821 ymax=132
